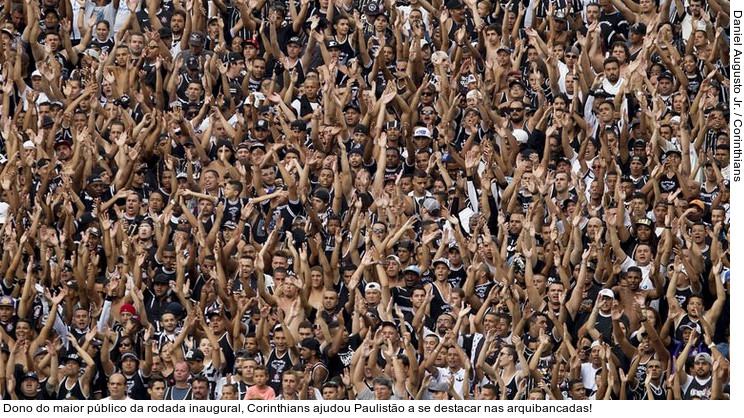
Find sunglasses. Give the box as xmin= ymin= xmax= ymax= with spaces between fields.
xmin=421 ymin=109 xmax=436 ymax=115
xmin=565 ymin=54 xmax=577 ymax=59
xmin=509 ymin=107 xmax=524 ymax=112
xmin=373 ymin=228 xmax=386 ymax=234
xmin=422 ymin=92 xmax=434 ymax=96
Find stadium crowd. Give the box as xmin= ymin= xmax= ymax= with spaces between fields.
xmin=0 ymin=0 xmax=731 ymax=401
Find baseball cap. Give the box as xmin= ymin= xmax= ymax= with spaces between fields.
xmin=120 ymin=351 xmax=140 ymax=362
xmin=680 ymin=322 xmax=701 ymax=333
xmin=313 ymin=187 xmax=331 ymax=203
xmin=385 ymin=120 xmax=401 ymax=131
xmin=185 ymin=349 xmax=205 ymax=362
xmin=120 ymin=304 xmax=136 ymax=315
xmin=363 ymin=3 xmax=384 ymax=16
xmin=413 ymin=127 xmax=432 ymax=138
xmin=428 ymin=379 xmax=449 ymax=392
xmin=513 ymin=129 xmax=529 ymax=144
xmin=84 ymin=49 xmax=100 ymax=61
xmin=255 ymin=119 xmax=270 ymax=130
xmin=22 ymin=371 xmax=40 ymax=382
xmin=433 ymin=258 xmax=451 ymax=269
xmin=300 ymin=338 xmax=321 ymax=353
xmin=599 ymin=288 xmax=615 ymax=299
xmin=629 ymin=22 xmax=647 ymax=35
xmin=658 ymin=71 xmax=674 ymax=82
xmin=422 ymin=197 xmax=441 ymax=214
xmin=0 ymin=295 xmax=15 ymax=308
xmin=326 ymin=40 xmax=340 ymax=50
xmin=287 ymin=36 xmax=301 ymax=46
xmin=152 ymin=274 xmax=170 ymax=284
xmin=446 ymin=0 xmax=464 ymax=9
xmin=496 ymin=45 xmax=511 ymax=54
xmin=343 ymin=102 xmax=361 ymax=113
xmin=386 ymin=254 xmax=401 ymax=265
xmin=244 ymin=38 xmax=260 ymax=49
xmin=402 ymin=265 xmax=421 ymax=276
xmin=354 ymin=124 xmax=370 ymax=135
xmin=64 ymin=352 xmax=83 ymax=364
xmin=695 ymin=352 xmax=713 ymax=365
xmin=189 ymin=31 xmax=205 ymax=45
xmin=635 ymin=218 xmax=653 ymax=228
xmin=365 ymin=282 xmax=382 ymax=292
xmin=186 ymin=56 xmax=200 ymax=70
xmin=690 ymin=199 xmax=705 ymax=210
xmin=348 ymin=146 xmax=364 ymax=156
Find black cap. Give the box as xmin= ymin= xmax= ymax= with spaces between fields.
xmin=326 ymin=40 xmax=340 ymax=50
xmin=152 ymin=274 xmax=170 ymax=284
xmin=255 ymin=119 xmax=270 ymax=130
xmin=354 ymin=124 xmax=370 ymax=135
xmin=185 ymin=349 xmax=205 ymax=361
xmin=313 ymin=187 xmax=331 ymax=203
xmin=300 ymin=338 xmax=321 ymax=353
xmin=658 ymin=71 xmax=674 ymax=82
xmin=22 ymin=371 xmax=40 ymax=382
xmin=629 ymin=23 xmax=647 ymax=35
xmin=363 ymin=3 xmax=384 ymax=16
xmin=348 ymin=146 xmax=364 ymax=156
xmin=509 ymin=79 xmax=525 ymax=89
xmin=189 ymin=31 xmax=205 ymax=45
xmin=385 ymin=120 xmax=401 ymax=131
xmin=343 ymin=102 xmax=360 ymax=113
xmin=158 ymin=27 xmax=173 ymax=38
xmin=186 ymin=56 xmax=200 ymax=70
xmin=287 ymin=36 xmax=301 ymax=46
xmin=446 ymin=0 xmax=464 ymax=9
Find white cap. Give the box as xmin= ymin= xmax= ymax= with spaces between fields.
xmin=413 ymin=127 xmax=432 ymax=138
xmin=599 ymin=288 xmax=615 ymax=299
xmin=466 ymin=90 xmax=481 ymax=101
xmin=31 ymin=70 xmax=42 ymax=78
xmin=365 ymin=282 xmax=382 ymax=292
xmin=23 ymin=141 xmax=36 ymax=149
xmin=512 ymin=129 xmax=529 ymax=144
xmin=0 ymin=202 xmax=8 ymax=224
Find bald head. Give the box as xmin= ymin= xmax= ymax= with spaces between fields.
xmin=108 ymin=373 xmax=127 ymax=399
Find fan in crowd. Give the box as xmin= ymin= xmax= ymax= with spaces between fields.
xmin=0 ymin=0 xmax=730 ymax=401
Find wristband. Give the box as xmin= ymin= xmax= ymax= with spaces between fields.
xmin=708 ymin=343 xmax=716 ymax=349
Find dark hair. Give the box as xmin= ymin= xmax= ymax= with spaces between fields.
xmin=227 ymin=180 xmax=243 ymax=194
xmin=192 ymin=374 xmax=210 ymax=384
xmin=148 ymin=375 xmax=167 ymax=387
xmin=609 ymin=41 xmax=630 ymax=63
xmin=603 ymin=56 xmax=620 ymax=67
xmin=172 ymin=9 xmax=187 ymax=20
